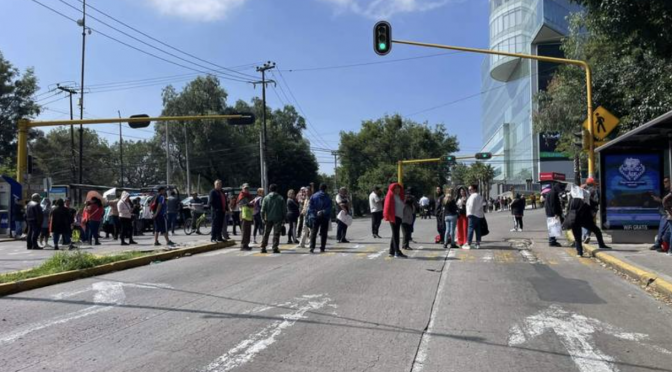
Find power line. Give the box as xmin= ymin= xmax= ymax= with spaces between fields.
xmin=273 ymin=69 xmax=334 ymax=150
xmin=279 ymin=51 xmax=463 ymax=73
xmin=29 ymin=0 xmax=254 ymax=84
xmin=73 ymin=0 xmax=259 ymax=80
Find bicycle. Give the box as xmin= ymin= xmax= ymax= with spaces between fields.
xmin=184 ymin=213 xmax=211 ymax=236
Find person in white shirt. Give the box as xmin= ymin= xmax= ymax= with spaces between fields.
xmin=369 ymin=186 xmax=383 ymax=239
xmin=465 ymin=184 xmax=485 ymax=249
xmin=419 ymin=195 xmax=430 ymax=219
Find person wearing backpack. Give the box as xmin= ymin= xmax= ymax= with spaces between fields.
xmin=152 ymin=187 xmax=175 ymax=247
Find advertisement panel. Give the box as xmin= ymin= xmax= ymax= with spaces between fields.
xmin=601 ymin=153 xmax=663 ymax=230
xmin=539 ymin=133 xmax=570 ymax=161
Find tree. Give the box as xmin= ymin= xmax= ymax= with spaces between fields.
xmin=113 ymin=139 xmax=165 ymax=188
xmin=0 ymin=51 xmax=41 ymax=173
xmin=338 ymin=114 xmax=459 ymax=211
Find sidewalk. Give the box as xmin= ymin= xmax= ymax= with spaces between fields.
xmin=581 ymin=237 xmax=672 ymax=300
xmin=0 ymin=229 xmax=244 ymax=274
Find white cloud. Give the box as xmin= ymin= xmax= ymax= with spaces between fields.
xmin=320 ymin=0 xmax=450 ymax=19
xmin=147 ymin=0 xmax=248 ymax=21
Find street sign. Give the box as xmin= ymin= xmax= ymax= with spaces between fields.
xmin=583 ymin=106 xmax=619 ymax=140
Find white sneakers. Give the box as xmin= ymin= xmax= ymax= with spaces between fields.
xmin=462 ymin=244 xmax=471 ymax=250
xmin=462 ymin=243 xmax=481 ymax=249
xmin=510 ymin=228 xmax=518 ymax=232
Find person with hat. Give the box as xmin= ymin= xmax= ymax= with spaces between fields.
xmin=237 ymin=184 xmax=255 ymax=250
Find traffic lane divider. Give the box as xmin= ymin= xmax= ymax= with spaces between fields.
xmin=0 ymin=240 xmax=236 ymax=297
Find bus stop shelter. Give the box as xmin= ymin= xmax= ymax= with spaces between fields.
xmin=595 ymin=109 xmax=672 ymax=243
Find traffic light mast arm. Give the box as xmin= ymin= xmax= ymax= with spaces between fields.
xmin=391 ymin=39 xmax=595 ymax=177
xmin=23 ymin=114 xmax=251 ymax=128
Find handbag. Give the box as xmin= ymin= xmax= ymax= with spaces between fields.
xmin=547 ymin=217 xmax=563 ymax=238
xmin=480 ymin=217 xmax=489 ymax=236
xmin=337 ymin=210 xmax=353 ymax=226
xmin=281 ymin=224 xmax=286 ymax=236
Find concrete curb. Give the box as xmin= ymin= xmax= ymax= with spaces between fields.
xmin=0 ymin=240 xmax=236 ymax=297
xmin=564 ymin=231 xmax=672 ymax=300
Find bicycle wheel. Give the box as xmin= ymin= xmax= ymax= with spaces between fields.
xmin=197 ymin=220 xmax=211 ymax=236
xmin=184 ymin=218 xmax=194 ymax=235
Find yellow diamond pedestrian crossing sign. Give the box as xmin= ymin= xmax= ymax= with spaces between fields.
xmin=583 ymin=106 xmax=619 ymax=140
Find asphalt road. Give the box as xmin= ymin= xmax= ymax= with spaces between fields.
xmin=2 ymin=209 xmax=671 ymax=372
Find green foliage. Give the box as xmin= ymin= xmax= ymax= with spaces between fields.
xmin=0 ymin=250 xmax=148 ymax=284
xmin=338 ymin=114 xmax=459 ymax=203
xmin=0 ymin=51 xmax=41 ymax=170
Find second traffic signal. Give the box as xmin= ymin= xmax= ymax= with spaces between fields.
xmin=374 ymin=21 xmax=392 ymax=56
xmin=443 ymin=155 xmax=457 ymax=165
xmin=475 ymin=152 xmax=492 ymax=160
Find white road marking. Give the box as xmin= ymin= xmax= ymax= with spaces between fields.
xmin=7 ymin=251 xmax=30 ymax=256
xmin=201 ymin=294 xmax=332 ymax=372
xmin=508 ymin=305 xmax=671 ymax=372
xmin=411 ymin=249 xmax=451 ymax=372
xmin=1 ymin=281 xmax=171 ymax=345
xmin=520 ymin=250 xmax=538 ymax=264
xmin=482 ymin=251 xmax=494 ymax=262
xmin=201 ymin=249 xmax=237 ymax=257
xmin=367 ymin=249 xmax=388 ymax=259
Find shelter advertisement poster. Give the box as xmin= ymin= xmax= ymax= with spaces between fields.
xmin=601 ymin=153 xmax=663 ymax=230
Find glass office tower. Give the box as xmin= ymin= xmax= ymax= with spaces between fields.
xmin=480 ymin=0 xmax=581 ymax=192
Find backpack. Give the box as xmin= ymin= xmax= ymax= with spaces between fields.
xmin=149 ymin=196 xmax=159 ymax=212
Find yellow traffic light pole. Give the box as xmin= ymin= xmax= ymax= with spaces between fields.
xmin=397 ymin=154 xmax=500 ymax=185
xmin=391 ymin=39 xmax=596 ymax=178
xmin=16 ymin=114 xmax=249 ymax=192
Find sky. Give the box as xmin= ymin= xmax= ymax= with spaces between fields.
xmin=1 ymin=0 xmax=491 ymax=174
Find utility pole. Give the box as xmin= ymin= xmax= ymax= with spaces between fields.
xmin=56 ymin=85 xmax=77 ymax=184
xmin=166 ymin=121 xmax=170 ymax=187
xmin=331 ymin=151 xmax=339 ymax=190
xmin=184 ymin=123 xmax=191 ymax=194
xmin=255 ymin=61 xmax=276 ymax=192
xmin=118 ymin=110 xmax=124 ymax=187
xmin=77 ymin=0 xmax=88 ymax=203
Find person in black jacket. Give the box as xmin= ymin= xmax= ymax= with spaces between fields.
xmin=510 ymin=194 xmax=526 ymax=232
xmin=286 ymin=189 xmax=300 ymax=244
xmin=567 ymin=188 xmax=610 ymax=257
xmin=51 ymin=199 xmax=73 ymax=250
xmin=209 ymin=179 xmax=229 ymax=243
xmin=25 ymin=193 xmax=43 ymax=250
xmin=435 ymin=186 xmax=445 ymax=244
xmin=544 ymin=184 xmax=564 ymax=247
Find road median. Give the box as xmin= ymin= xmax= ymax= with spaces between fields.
xmin=0 ymin=240 xmax=235 ymax=297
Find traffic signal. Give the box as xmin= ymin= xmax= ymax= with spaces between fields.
xmin=374 ymin=21 xmax=392 ymax=56
xmin=228 ymin=113 xmax=256 ymax=126
xmin=27 ymin=155 xmax=33 ymax=174
xmin=128 ymin=114 xmax=151 ymax=129
xmin=475 ymin=152 xmax=492 ymax=160
xmin=443 ymin=155 xmax=457 ymax=165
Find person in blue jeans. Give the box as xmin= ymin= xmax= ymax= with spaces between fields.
xmin=166 ymin=191 xmax=180 ymax=236
xmin=442 ymin=188 xmax=459 ymax=249
xmin=51 ymin=199 xmax=73 ymax=250
xmin=465 ymin=184 xmax=484 ymax=249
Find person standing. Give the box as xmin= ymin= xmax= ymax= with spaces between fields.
xmin=369 ymin=186 xmax=383 ymax=239
xmin=465 ymin=184 xmax=484 ymax=249
xmin=581 ymin=178 xmax=600 ymax=243
xmin=455 ymin=187 xmax=469 ymax=247
xmin=25 ymin=193 xmax=43 ymax=250
xmin=419 ymin=194 xmax=430 ymax=219
xmin=510 ymin=193 xmax=525 ymax=232
xmin=209 ymin=180 xmax=228 ymax=243
xmin=83 ymin=197 xmax=104 ymax=246
xmin=308 ymin=183 xmax=332 ymax=253
xmin=383 ymin=183 xmax=408 ymax=258
xmin=152 ymin=187 xmax=174 ymax=247
xmin=117 ymin=191 xmax=137 ymax=246
xmin=651 ymin=176 xmax=670 ymax=251
xmin=38 ymin=198 xmax=52 ymax=248
xmin=132 ymin=198 xmax=143 ymax=236
xmin=260 ymin=184 xmax=286 ymax=254
xmin=662 ymin=192 xmax=672 ymax=256
xmin=50 ymin=199 xmax=72 ymax=250
xmin=286 ymin=189 xmax=300 ymax=244
xmin=544 ymin=183 xmax=564 ymax=247
xmin=401 ymin=195 xmax=415 ymax=250
xmin=442 ymin=188 xmax=459 ymax=249
xmin=435 ymin=186 xmax=445 ymax=245
xmin=299 ymin=186 xmax=314 ymax=248
xmin=166 ymin=191 xmax=180 ymax=236
xmin=229 ymin=195 xmax=241 ymax=236
xmin=530 ymin=194 xmax=537 ymax=209
xmin=187 ymin=192 xmax=204 ymax=232
xmin=237 ymin=184 xmax=254 ymax=251
xmin=13 ymin=197 xmax=24 ymax=239
xmin=252 ymin=188 xmax=264 ymax=244
xmin=335 ymin=187 xmax=351 ymax=243
xmin=296 ymin=187 xmax=307 ymax=239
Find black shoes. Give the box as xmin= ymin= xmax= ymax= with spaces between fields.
xmin=129 ymin=240 xmax=138 ymax=245
xmin=272 ymin=249 xmax=281 ymax=254
xmin=549 ymin=242 xmax=562 ymax=247
xmin=240 ymin=247 xmax=252 ymax=251
xmin=599 ymin=245 xmax=612 ymax=249
xmin=396 ymin=252 xmax=408 ymax=258
xmin=120 ymin=242 xmax=129 ymax=246
xmin=339 ymin=239 xmax=350 ymax=244
xmin=260 ymin=249 xmax=268 ymax=254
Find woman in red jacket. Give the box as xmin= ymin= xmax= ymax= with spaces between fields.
xmin=83 ymin=197 xmax=104 ymax=245
xmin=383 ymin=183 xmax=408 ymax=258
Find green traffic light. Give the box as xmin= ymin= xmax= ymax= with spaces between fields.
xmin=379 ymin=43 xmax=387 ymax=51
